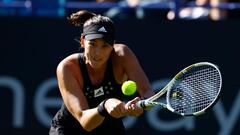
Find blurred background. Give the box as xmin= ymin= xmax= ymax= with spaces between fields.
xmin=0 ymin=0 xmax=240 ymax=135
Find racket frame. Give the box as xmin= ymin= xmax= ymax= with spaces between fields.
xmin=137 ymin=62 xmax=222 ymax=116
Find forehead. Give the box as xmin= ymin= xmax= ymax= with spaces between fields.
xmin=87 ymin=38 xmax=105 ymax=42
xmin=86 ymin=38 xmax=111 ymax=46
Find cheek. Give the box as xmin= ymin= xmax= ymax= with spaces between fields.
xmin=106 ymin=47 xmax=113 ymax=54
xmin=84 ymin=45 xmax=94 ymax=54
xmin=104 ymin=48 xmax=113 ymax=57
xmin=84 ymin=48 xmax=91 ymax=59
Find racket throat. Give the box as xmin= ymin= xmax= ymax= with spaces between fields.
xmin=141 ymin=100 xmax=168 ymax=110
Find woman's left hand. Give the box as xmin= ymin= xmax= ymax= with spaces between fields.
xmin=125 ymin=97 xmax=143 ymax=117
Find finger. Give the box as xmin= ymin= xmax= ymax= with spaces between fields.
xmin=125 ymin=97 xmax=141 ymax=109
xmin=131 ymin=97 xmax=142 ymax=105
xmin=113 ymin=102 xmax=127 ymax=117
xmin=119 ymin=103 xmax=127 ymax=115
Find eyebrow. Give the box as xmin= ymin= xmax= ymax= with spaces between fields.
xmin=89 ymin=39 xmax=97 ymax=43
xmin=90 ymin=39 xmax=106 ymax=43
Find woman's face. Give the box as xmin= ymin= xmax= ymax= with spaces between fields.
xmin=83 ymin=38 xmax=113 ymax=69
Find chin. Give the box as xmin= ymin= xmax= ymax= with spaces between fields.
xmin=91 ymin=61 xmax=103 ymax=69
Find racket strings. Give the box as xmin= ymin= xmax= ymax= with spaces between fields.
xmin=168 ymin=66 xmax=221 ymax=115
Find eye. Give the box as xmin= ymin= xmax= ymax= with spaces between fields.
xmin=102 ymin=41 xmax=111 ymax=47
xmin=102 ymin=44 xmax=109 ymax=47
xmin=88 ymin=41 xmax=96 ymax=46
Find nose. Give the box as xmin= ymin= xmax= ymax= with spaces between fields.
xmin=94 ymin=46 xmax=102 ymax=55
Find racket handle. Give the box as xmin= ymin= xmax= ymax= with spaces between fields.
xmin=136 ymin=100 xmax=162 ymax=110
xmin=136 ymin=100 xmax=155 ymax=110
xmin=136 ymin=100 xmax=147 ymax=109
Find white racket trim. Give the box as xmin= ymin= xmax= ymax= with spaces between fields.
xmin=136 ymin=62 xmax=222 ymax=116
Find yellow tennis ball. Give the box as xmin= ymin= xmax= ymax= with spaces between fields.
xmin=121 ymin=80 xmax=137 ymax=96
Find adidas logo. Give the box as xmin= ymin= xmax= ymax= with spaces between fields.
xmin=94 ymin=87 xmax=104 ymax=97
xmin=98 ymin=26 xmax=107 ymax=33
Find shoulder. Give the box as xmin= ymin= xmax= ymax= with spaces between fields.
xmin=111 ymin=43 xmax=139 ymax=70
xmin=56 ymin=53 xmax=80 ymax=75
xmin=113 ymin=44 xmax=134 ymax=57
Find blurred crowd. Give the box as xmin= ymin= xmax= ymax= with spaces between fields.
xmin=95 ymin=0 xmax=240 ymax=20
xmin=0 ymin=0 xmax=240 ymax=20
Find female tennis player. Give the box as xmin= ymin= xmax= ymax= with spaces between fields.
xmin=49 ymin=10 xmax=154 ymax=135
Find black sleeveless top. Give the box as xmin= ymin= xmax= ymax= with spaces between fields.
xmin=50 ymin=53 xmax=125 ymax=135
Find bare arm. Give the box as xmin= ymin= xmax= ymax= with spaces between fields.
xmin=119 ymin=45 xmax=155 ymax=98
xmin=110 ymin=44 xmax=155 ymax=116
xmin=56 ymin=55 xmax=105 ymax=131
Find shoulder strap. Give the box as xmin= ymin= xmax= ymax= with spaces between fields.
xmin=78 ymin=53 xmax=91 ymax=86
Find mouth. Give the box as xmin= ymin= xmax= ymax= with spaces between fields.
xmin=92 ymin=57 xmax=103 ymax=62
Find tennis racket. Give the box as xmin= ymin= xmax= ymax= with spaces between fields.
xmin=136 ymin=62 xmax=222 ymax=116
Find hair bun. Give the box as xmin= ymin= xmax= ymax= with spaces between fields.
xmin=67 ymin=10 xmax=96 ymax=27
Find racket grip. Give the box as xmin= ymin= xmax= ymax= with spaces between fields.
xmin=136 ymin=100 xmax=147 ymax=109
xmin=136 ymin=100 xmax=159 ymax=110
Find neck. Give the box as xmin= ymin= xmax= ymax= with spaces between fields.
xmin=86 ymin=63 xmax=107 ymax=86
xmin=87 ymin=63 xmax=107 ymax=74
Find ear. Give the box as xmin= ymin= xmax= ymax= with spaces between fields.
xmin=80 ymin=35 xmax=85 ymax=48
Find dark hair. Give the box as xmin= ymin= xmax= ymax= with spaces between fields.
xmin=67 ymin=10 xmax=96 ymax=27
xmin=67 ymin=10 xmax=114 ymax=28
xmin=68 ymin=10 xmax=116 ymax=46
